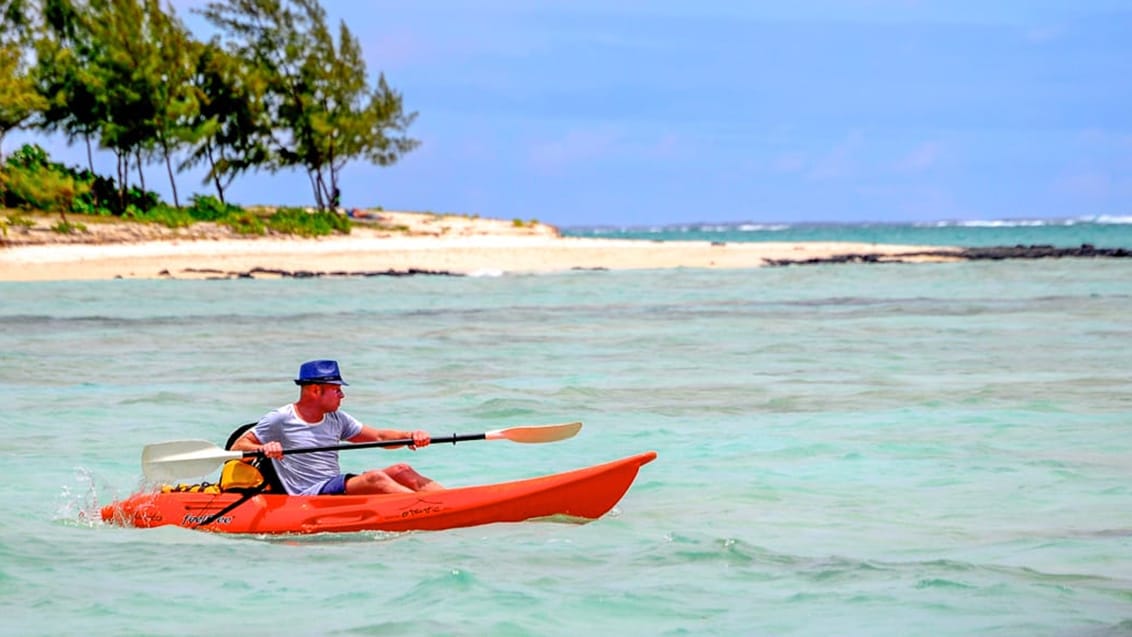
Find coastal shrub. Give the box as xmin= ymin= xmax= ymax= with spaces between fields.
xmin=1 ymin=144 xmax=160 ymax=216
xmin=221 ymin=210 xmax=266 ymax=235
xmin=69 ymin=171 xmax=120 ymax=215
xmin=50 ymin=219 xmax=86 ymax=234
xmin=267 ymin=207 xmax=350 ymax=237
xmin=135 ymin=203 xmax=194 ymax=228
xmin=1 ymin=214 xmax=35 ymax=238
xmin=187 ymin=194 xmax=243 ymax=222
xmin=5 ymin=213 xmax=35 ymax=229
xmin=121 ymin=187 xmax=161 ymax=215
xmin=0 ymin=160 xmax=89 ymax=212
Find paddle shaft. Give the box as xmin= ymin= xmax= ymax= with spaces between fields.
xmin=142 ymin=422 xmax=581 ymax=482
xmin=244 ymin=432 xmax=486 ymax=458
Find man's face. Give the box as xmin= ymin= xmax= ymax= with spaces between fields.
xmin=314 ymin=384 xmax=344 ymax=411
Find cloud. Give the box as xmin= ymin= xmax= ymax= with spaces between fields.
xmin=856 ymin=183 xmax=969 ymax=220
xmin=1025 ymin=25 xmax=1064 ymax=44
xmin=528 ymin=128 xmax=619 ymax=171
xmin=1076 ymin=128 xmax=1132 ymax=150
xmin=1053 ymin=171 xmax=1111 ymax=199
xmin=644 ymin=132 xmax=681 ymax=160
xmin=770 ymin=152 xmax=807 ymax=174
xmin=526 ymin=126 xmax=682 ymax=172
xmin=807 ymin=130 xmax=865 ymax=181
xmin=894 ymin=141 xmax=941 ymax=173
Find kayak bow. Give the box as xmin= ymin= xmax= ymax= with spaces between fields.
xmin=101 ymin=451 xmax=657 ymax=534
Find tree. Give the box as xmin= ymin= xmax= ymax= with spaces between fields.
xmin=201 ymin=0 xmax=418 ymax=209
xmin=78 ymin=0 xmax=156 ymax=207
xmin=0 ymin=0 xmax=47 ymax=160
xmin=132 ymin=0 xmax=200 ymax=208
xmin=180 ymin=41 xmax=271 ymax=204
xmin=300 ymin=15 xmax=418 ymax=209
xmin=35 ymin=0 xmax=108 ymax=174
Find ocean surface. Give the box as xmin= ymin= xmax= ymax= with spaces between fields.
xmin=2 ymin=221 xmax=1132 ymax=636
xmin=563 ymin=214 xmax=1132 ymax=249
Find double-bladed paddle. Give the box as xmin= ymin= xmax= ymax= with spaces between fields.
xmin=141 ymin=421 xmax=583 ymax=481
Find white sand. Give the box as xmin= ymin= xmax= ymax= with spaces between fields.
xmin=0 ymin=234 xmax=960 ymax=281
xmin=0 ymin=210 xmax=958 ymax=280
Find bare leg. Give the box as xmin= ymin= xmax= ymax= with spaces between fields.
xmin=345 ymin=469 xmax=414 ymax=494
xmin=384 ymin=463 xmax=443 ymax=491
xmin=344 ymin=464 xmax=443 ymax=494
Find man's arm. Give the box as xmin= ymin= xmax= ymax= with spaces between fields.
xmin=349 ymin=425 xmax=430 ymax=449
xmin=232 ymin=430 xmax=283 ymax=459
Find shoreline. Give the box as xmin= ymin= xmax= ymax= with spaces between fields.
xmin=0 ymin=210 xmax=965 ymax=281
xmin=0 ymin=232 xmax=961 ymax=281
xmin=3 ymin=211 xmax=1126 ymax=281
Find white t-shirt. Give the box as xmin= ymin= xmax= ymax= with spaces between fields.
xmin=252 ymin=403 xmax=364 ymax=495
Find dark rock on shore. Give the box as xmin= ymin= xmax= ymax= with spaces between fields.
xmin=174 ymin=266 xmax=463 ymax=279
xmin=764 ymin=244 xmax=1132 ymax=267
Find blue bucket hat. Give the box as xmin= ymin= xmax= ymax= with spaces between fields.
xmin=295 ymin=359 xmax=349 ymax=386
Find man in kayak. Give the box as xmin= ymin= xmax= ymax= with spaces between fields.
xmin=230 ymin=359 xmax=443 ymax=495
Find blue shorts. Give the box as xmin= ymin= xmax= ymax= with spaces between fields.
xmin=318 ymin=473 xmax=355 ymax=495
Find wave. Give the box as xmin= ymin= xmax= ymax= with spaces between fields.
xmin=568 ymin=215 xmax=1132 ymax=235
xmin=926 ymin=215 xmax=1132 ymax=228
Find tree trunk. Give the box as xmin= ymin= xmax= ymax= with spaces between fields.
xmin=206 ymin=145 xmax=226 ymax=205
xmin=117 ymin=151 xmax=128 ymax=211
xmin=83 ymin=134 xmax=100 ymax=211
xmin=308 ymin=170 xmax=324 ymax=210
xmin=162 ymin=141 xmax=180 ymax=208
xmin=135 ymin=149 xmax=146 ymax=193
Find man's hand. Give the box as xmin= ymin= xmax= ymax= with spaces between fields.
xmin=408 ymin=430 xmax=431 ymax=450
xmin=259 ymin=441 xmax=283 ymax=459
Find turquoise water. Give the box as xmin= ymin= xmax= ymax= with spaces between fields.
xmin=564 ymin=216 xmax=1132 ymax=248
xmin=3 ymin=258 xmax=1132 ymax=635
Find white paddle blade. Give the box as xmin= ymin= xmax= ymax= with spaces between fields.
xmin=141 ymin=439 xmax=242 ymax=482
xmin=486 ymin=421 xmax=582 ymax=444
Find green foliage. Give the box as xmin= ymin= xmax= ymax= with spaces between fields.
xmin=4 ymin=141 xmax=47 ymax=169
xmin=0 ymin=41 xmax=46 ymax=147
xmin=9 ymin=0 xmax=417 ymax=212
xmin=131 ymin=193 xmax=256 ymax=229
xmin=180 ymin=43 xmax=271 ymax=204
xmin=68 ymin=171 xmax=119 ymax=215
xmin=133 ymin=203 xmax=192 ymax=228
xmin=220 ymin=209 xmax=265 ymax=235
xmin=50 ymin=219 xmax=85 ymax=234
xmin=200 ymin=0 xmax=418 ymax=209
xmin=1 ymin=143 xmax=160 ymax=216
xmin=0 ymin=210 xmax=33 ymax=238
xmin=4 ymin=212 xmax=34 ymax=228
xmin=1 ymin=145 xmax=88 ymax=211
xmin=267 ymin=206 xmax=350 ymax=237
xmin=186 ymin=193 xmax=242 ymax=221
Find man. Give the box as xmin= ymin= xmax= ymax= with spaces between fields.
xmin=231 ymin=359 xmax=442 ymax=495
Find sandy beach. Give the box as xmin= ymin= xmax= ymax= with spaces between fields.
xmin=0 ymin=210 xmax=958 ymax=281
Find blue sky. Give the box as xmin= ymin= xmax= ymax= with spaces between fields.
xmin=11 ymin=0 xmax=1132 ymax=226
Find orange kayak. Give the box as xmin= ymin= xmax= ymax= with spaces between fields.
xmin=101 ymin=451 xmax=657 ymax=534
